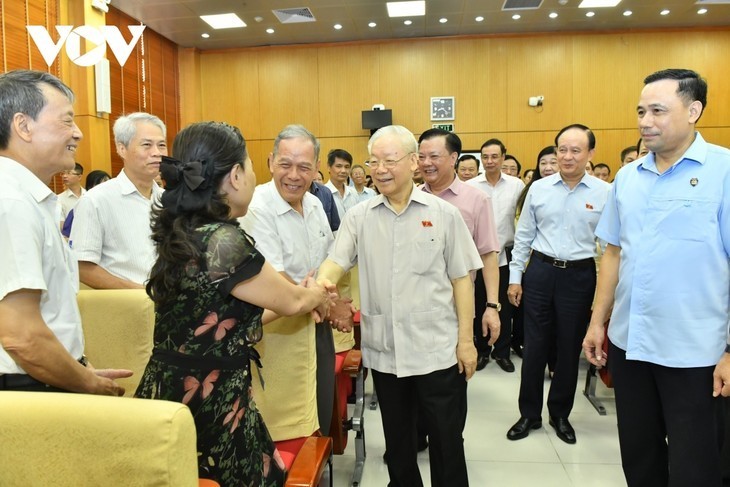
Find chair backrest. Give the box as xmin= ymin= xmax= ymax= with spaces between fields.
xmin=77 ymin=289 xmax=155 ymax=396
xmin=0 ymin=391 xmax=198 ymax=486
xmin=251 ymin=314 xmax=318 ymax=441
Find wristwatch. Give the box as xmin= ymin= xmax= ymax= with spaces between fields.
xmin=486 ymin=302 xmax=501 ymax=312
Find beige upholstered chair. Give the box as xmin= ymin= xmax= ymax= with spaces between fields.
xmin=0 ymin=391 xmax=198 ymax=486
xmin=77 ymin=289 xmax=155 ymax=396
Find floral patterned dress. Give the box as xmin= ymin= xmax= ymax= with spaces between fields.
xmin=135 ymin=222 xmax=285 ymax=487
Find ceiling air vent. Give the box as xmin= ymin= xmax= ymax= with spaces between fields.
xmin=502 ymin=0 xmax=543 ymax=10
xmin=272 ymin=7 xmax=317 ymax=24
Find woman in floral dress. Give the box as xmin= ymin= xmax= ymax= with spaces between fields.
xmin=135 ymin=122 xmax=331 ymax=486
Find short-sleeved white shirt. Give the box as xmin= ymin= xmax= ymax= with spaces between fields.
xmin=324 ymin=180 xmax=359 ymax=220
xmin=0 ymin=157 xmax=84 ymax=374
xmin=70 ymin=169 xmax=161 ymax=285
xmin=57 ymin=187 xmax=86 ymax=222
xmin=239 ymin=181 xmax=334 ymax=282
xmin=467 ymin=172 xmax=525 ymax=266
xmin=328 ymin=187 xmax=483 ymax=377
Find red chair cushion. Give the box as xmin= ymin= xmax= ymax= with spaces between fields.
xmin=274 ymin=437 xmax=308 ymax=471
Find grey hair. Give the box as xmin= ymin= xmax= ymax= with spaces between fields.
xmin=0 ymin=70 xmax=75 ymax=150
xmin=367 ymin=125 xmax=417 ymax=155
xmin=272 ymin=124 xmax=320 ymax=160
xmin=113 ymin=112 xmax=167 ymax=147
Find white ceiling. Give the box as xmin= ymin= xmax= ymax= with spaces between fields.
xmin=109 ymin=0 xmax=730 ymax=51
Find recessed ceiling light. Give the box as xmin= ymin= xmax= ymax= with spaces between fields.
xmin=266 ymin=28 xmax=274 ymax=34
xmin=334 ymin=23 xmax=342 ymax=30
xmin=698 ymin=8 xmax=708 ymax=14
xmin=475 ymin=16 xmax=484 ymax=22
xmin=586 ymin=11 xmax=595 ymax=17
xmin=404 ymin=19 xmax=413 ymax=25
xmin=368 ymin=22 xmax=377 ymax=27
xmin=660 ymin=9 xmax=670 ymax=15
xmin=549 ymin=12 xmax=558 ymax=19
xmin=578 ymin=0 xmax=621 ymax=7
xmin=201 ymin=33 xmax=210 ymax=38
xmin=387 ymin=1 xmax=425 ymax=18
xmin=623 ymin=10 xmax=632 ymax=16
xmin=439 ymin=18 xmax=448 ymax=23
xmin=200 ymin=13 xmax=246 ymax=30
xmin=512 ymin=14 xmax=521 ymax=20
xmin=254 ymin=16 xmax=263 ymax=23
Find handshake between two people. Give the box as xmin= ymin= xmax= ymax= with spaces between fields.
xmin=300 ymin=271 xmax=356 ymax=332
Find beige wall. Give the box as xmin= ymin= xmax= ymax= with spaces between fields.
xmin=179 ymin=29 xmax=730 ymax=181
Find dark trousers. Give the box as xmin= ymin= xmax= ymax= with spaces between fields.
xmin=609 ymin=341 xmax=724 ymax=487
xmin=482 ymin=264 xmax=514 ymax=359
xmin=518 ymin=257 xmax=595 ymax=419
xmin=372 ymin=365 xmax=469 ymax=487
xmin=316 ymin=323 xmax=335 ymax=437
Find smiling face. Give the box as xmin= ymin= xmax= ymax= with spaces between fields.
xmin=637 ymin=79 xmax=700 ymax=164
xmin=418 ymin=135 xmax=457 ymax=192
xmin=29 ymin=84 xmax=82 ymax=178
xmin=539 ymin=153 xmax=558 ymax=177
xmin=269 ymin=136 xmax=317 ymax=212
xmin=556 ymin=128 xmax=594 ymax=181
xmin=457 ymin=157 xmax=479 ymax=181
xmin=351 ymin=166 xmax=366 ymax=187
xmin=117 ymin=121 xmax=168 ymax=183
xmin=369 ymin=133 xmax=417 ymax=200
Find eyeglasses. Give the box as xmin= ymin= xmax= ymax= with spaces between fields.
xmin=63 ymin=171 xmax=81 ymax=176
xmin=366 ymin=152 xmax=413 ymax=169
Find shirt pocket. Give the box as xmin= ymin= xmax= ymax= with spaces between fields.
xmin=411 ymin=238 xmax=442 ymax=275
xmin=361 ymin=312 xmax=390 ymax=352
xmin=408 ymin=310 xmax=449 ymax=352
xmin=651 ymin=197 xmax=719 ymax=242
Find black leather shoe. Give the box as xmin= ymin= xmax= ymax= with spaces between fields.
xmin=506 ymin=417 xmax=542 ymax=440
xmin=494 ymin=356 xmax=515 ymax=373
xmin=476 ymin=354 xmax=490 ymax=371
xmin=549 ymin=417 xmax=576 ymax=444
xmin=511 ymin=344 xmax=524 ymax=358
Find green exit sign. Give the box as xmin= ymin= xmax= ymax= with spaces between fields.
xmin=432 ymin=123 xmax=454 ymax=131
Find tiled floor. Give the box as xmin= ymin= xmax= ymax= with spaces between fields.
xmin=331 ymin=355 xmax=626 ymax=486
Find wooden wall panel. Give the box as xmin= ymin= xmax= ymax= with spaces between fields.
xmin=317 ymin=44 xmax=379 ymax=137
xmin=181 ymin=29 xmax=730 ymax=184
xmin=258 ymin=48 xmax=320 ymax=138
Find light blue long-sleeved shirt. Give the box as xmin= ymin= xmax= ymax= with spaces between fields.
xmin=509 ymin=172 xmax=611 ymax=284
xmin=597 ymin=132 xmax=730 ymax=368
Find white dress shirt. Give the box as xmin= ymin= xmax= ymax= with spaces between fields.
xmin=324 ymin=180 xmax=359 ymax=220
xmin=57 ymin=187 xmax=86 ymax=222
xmin=239 ymin=181 xmax=334 ymax=282
xmin=467 ymin=172 xmax=525 ymax=266
xmin=70 ymin=169 xmax=162 ymax=285
xmin=0 ymin=157 xmax=84 ymax=374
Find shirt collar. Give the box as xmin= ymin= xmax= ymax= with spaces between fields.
xmin=422 ymin=175 xmax=462 ymax=197
xmin=550 ymin=171 xmax=599 ymax=189
xmin=637 ymin=132 xmax=707 ymax=174
xmin=0 ymin=156 xmax=54 ymax=204
xmin=264 ymin=180 xmax=315 ymax=217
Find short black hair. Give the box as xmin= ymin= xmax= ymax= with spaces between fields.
xmin=504 ymin=154 xmax=521 ymax=175
xmin=555 ymin=124 xmax=595 ymax=151
xmin=327 ymin=149 xmax=352 ymax=167
xmin=593 ymin=163 xmax=611 ymax=175
xmin=620 ymin=146 xmax=637 ymax=162
xmin=456 ymin=154 xmax=479 ymax=171
xmin=480 ymin=138 xmax=506 ymax=155
xmin=644 ymin=68 xmax=707 ymax=120
xmin=73 ymin=162 xmax=84 ymax=174
xmin=418 ymin=128 xmax=462 ymax=156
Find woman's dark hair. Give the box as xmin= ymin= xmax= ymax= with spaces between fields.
xmin=516 ymin=145 xmax=557 ymax=216
xmin=85 ymin=170 xmax=110 ymax=189
xmin=146 ymin=121 xmax=248 ymax=306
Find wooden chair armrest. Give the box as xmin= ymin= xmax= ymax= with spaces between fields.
xmin=342 ymin=349 xmax=362 ymax=376
xmin=285 ymin=436 xmax=332 ymax=487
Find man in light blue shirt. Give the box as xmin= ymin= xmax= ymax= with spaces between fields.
xmin=506 ymin=124 xmax=610 ymax=445
xmin=583 ymin=69 xmax=730 ymax=486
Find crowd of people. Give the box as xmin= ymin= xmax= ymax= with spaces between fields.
xmin=2 ymin=67 xmax=730 ymax=487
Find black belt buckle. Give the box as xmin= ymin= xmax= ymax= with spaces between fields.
xmin=552 ymin=259 xmax=568 ymax=269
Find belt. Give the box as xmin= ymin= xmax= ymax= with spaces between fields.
xmin=152 ymin=347 xmax=266 ymax=389
xmin=531 ymin=250 xmax=595 ymax=269
xmin=0 ymin=357 xmax=87 ymax=390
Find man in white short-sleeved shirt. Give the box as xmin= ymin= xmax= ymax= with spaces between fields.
xmin=318 ymin=125 xmax=482 ymax=487
xmin=70 ymin=112 xmax=167 ymax=288
xmin=0 ymin=70 xmax=129 ymax=395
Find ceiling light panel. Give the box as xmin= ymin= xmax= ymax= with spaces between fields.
xmin=200 ymin=13 xmax=246 ymax=29
xmin=578 ymin=0 xmax=622 ymax=7
xmin=387 ymin=1 xmax=425 ymax=18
